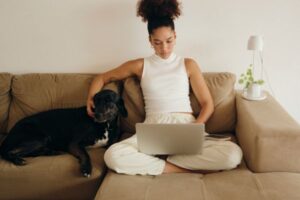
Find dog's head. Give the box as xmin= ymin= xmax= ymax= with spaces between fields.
xmin=92 ymin=89 xmax=128 ymax=123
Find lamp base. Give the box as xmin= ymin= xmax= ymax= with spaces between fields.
xmin=242 ymin=91 xmax=267 ymax=101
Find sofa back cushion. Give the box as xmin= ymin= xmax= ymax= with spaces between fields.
xmin=120 ymin=72 xmax=236 ymax=134
xmin=0 ymin=73 xmax=12 ymax=134
xmin=7 ymin=74 xmax=119 ymax=131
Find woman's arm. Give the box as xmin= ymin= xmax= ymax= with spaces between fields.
xmin=185 ymin=58 xmax=214 ymax=124
xmin=87 ymin=59 xmax=143 ymax=117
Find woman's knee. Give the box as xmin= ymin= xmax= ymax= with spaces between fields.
xmin=104 ymin=143 xmax=124 ymax=169
xmin=221 ymin=142 xmax=243 ymax=170
xmin=104 ymin=141 xmax=139 ymax=170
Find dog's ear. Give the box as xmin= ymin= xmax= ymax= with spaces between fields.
xmin=117 ymin=97 xmax=128 ymax=117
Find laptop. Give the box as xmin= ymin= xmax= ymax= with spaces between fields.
xmin=136 ymin=123 xmax=205 ymax=155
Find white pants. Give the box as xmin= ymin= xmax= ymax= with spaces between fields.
xmin=104 ymin=113 xmax=243 ymax=175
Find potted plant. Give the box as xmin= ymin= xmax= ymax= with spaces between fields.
xmin=239 ymin=64 xmax=264 ymax=99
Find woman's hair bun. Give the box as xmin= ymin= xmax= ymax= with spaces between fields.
xmin=137 ymin=0 xmax=181 ymax=22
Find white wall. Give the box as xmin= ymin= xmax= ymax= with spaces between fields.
xmin=1 ymin=0 xmax=299 ymax=122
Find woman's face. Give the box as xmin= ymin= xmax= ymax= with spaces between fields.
xmin=149 ymin=26 xmax=176 ymax=59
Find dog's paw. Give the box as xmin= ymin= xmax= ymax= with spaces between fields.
xmin=80 ymin=163 xmax=92 ymax=178
xmin=83 ymin=172 xmax=91 ymax=178
xmin=13 ymin=157 xmax=27 ymax=166
xmin=45 ymin=149 xmax=63 ymax=156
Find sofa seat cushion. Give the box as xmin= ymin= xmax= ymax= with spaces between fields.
xmin=254 ymin=172 xmax=300 ymax=200
xmin=94 ymin=163 xmax=259 ymax=200
xmin=0 ymin=73 xmax=12 ymax=134
xmin=0 ymin=148 xmax=106 ymax=200
xmin=95 ymin=163 xmax=300 ymax=200
xmin=120 ymin=72 xmax=236 ymax=135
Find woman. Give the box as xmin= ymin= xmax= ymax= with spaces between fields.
xmin=86 ymin=0 xmax=242 ymax=175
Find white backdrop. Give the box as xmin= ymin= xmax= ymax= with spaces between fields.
xmin=0 ymin=0 xmax=299 ymax=122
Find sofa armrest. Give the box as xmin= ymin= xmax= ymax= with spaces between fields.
xmin=236 ymin=91 xmax=300 ymax=172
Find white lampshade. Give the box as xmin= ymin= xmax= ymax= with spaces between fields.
xmin=247 ymin=35 xmax=263 ymax=51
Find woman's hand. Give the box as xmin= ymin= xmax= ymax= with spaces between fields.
xmin=86 ymin=96 xmax=95 ymax=118
xmin=86 ymin=74 xmax=104 ymax=118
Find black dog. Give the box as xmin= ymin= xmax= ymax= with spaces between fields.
xmin=0 ymin=89 xmax=127 ymax=177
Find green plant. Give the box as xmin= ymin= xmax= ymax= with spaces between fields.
xmin=238 ymin=64 xmax=264 ymax=89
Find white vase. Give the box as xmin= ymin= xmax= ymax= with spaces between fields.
xmin=247 ymin=83 xmax=262 ymax=98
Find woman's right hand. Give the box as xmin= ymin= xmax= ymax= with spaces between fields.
xmin=86 ymin=96 xmax=95 ymax=118
xmin=86 ymin=74 xmax=104 ymax=118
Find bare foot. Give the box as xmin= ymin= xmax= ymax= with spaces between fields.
xmin=191 ymin=169 xmax=221 ymax=174
xmin=162 ymin=161 xmax=220 ymax=174
xmin=163 ymin=162 xmax=191 ymax=173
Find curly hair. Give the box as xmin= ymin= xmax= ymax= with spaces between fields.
xmin=136 ymin=0 xmax=182 ymax=34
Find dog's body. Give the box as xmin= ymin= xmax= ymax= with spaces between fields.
xmin=0 ymin=89 xmax=127 ymax=177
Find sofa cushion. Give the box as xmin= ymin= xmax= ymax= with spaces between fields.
xmin=120 ymin=77 xmax=145 ymax=134
xmin=0 ymin=148 xmax=106 ymax=200
xmin=120 ymin=72 xmax=236 ymax=134
xmin=94 ymin=164 xmax=257 ymax=200
xmin=94 ymin=165 xmax=300 ymax=200
xmin=254 ymin=172 xmax=300 ymax=200
xmin=0 ymin=73 xmax=12 ymax=134
xmin=7 ymin=73 xmax=119 ymax=131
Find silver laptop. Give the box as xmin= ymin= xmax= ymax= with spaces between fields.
xmin=136 ymin=123 xmax=205 ymax=155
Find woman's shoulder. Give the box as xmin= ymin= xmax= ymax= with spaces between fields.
xmin=184 ymin=57 xmax=198 ymax=66
xmin=121 ymin=58 xmax=144 ymax=78
xmin=125 ymin=58 xmax=144 ymax=67
xmin=120 ymin=58 xmax=144 ymax=71
xmin=183 ymin=57 xmax=201 ymax=76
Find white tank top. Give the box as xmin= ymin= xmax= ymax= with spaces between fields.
xmin=141 ymin=53 xmax=193 ymax=114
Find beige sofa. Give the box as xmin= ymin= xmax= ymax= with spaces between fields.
xmin=0 ymin=72 xmax=300 ymax=200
